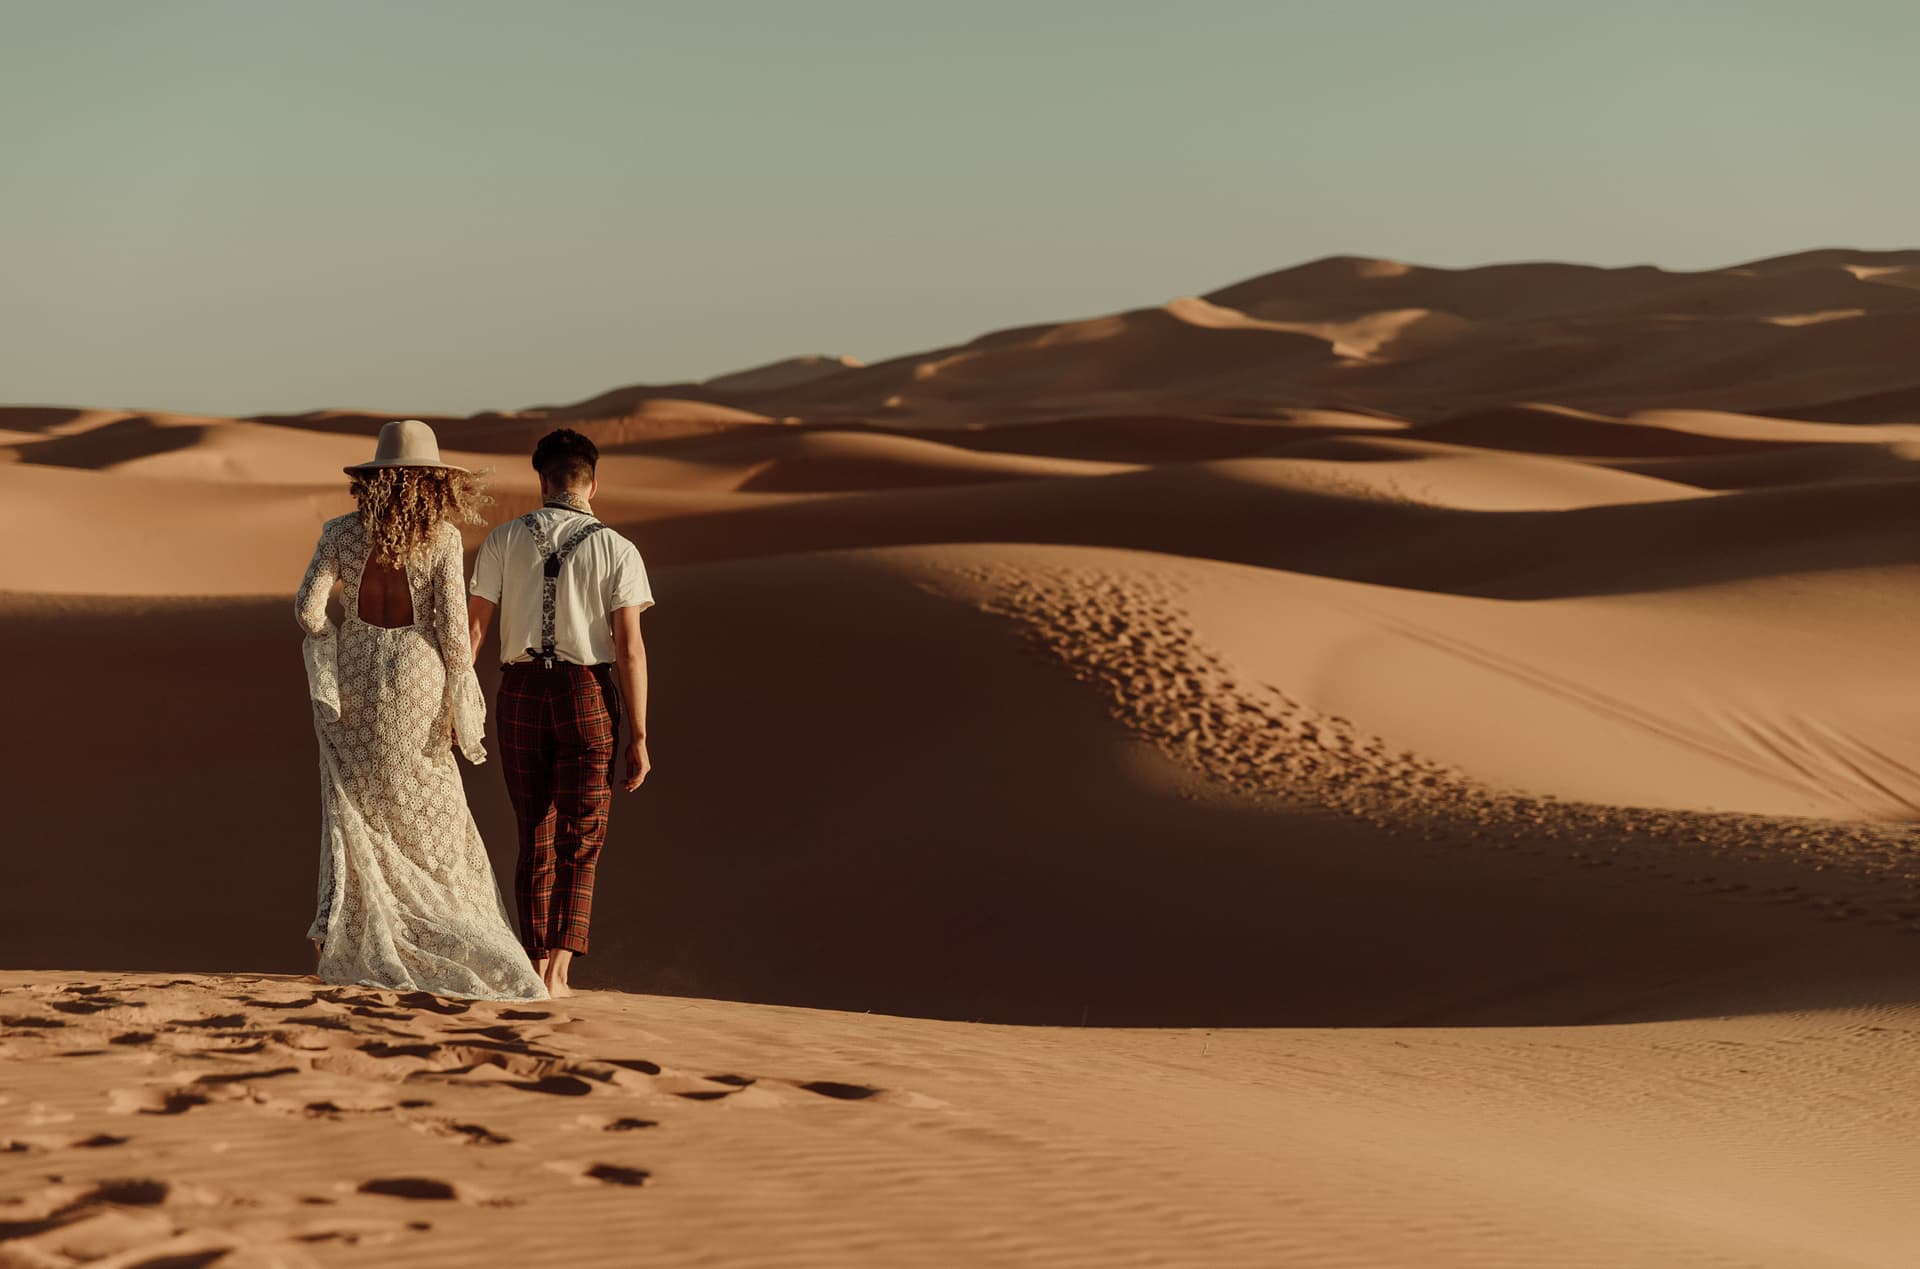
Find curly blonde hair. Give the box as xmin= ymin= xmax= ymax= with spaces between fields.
xmin=350 ymin=467 xmax=493 ymax=567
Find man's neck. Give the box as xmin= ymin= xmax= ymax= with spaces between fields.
xmin=542 ymin=489 xmax=593 ymax=515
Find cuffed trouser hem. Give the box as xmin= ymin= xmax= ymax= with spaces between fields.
xmin=527 ymin=935 xmax=591 ymax=958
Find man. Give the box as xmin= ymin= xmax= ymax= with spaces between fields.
xmin=467 ymin=428 xmax=653 ymax=997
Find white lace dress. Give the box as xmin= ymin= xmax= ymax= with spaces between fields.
xmin=296 ymin=515 xmax=546 ymax=1000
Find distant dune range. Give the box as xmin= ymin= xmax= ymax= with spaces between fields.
xmin=12 ymin=249 xmax=1920 ymax=1267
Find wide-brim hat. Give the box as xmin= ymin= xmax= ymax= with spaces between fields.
xmin=343 ymin=419 xmax=468 ymax=476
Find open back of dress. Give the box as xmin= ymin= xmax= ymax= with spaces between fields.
xmin=355 ymin=558 xmax=415 ymax=629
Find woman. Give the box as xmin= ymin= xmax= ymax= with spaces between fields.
xmin=295 ymin=419 xmax=545 ymax=1000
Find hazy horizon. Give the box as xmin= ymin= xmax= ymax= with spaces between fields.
xmin=5 ymin=0 xmax=1917 ymax=416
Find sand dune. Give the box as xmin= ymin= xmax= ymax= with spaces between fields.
xmin=11 ymin=247 xmax=1920 ymax=1266
xmin=2 ymin=463 xmax=350 ymax=594
xmin=1732 ymin=246 xmax=1920 ymax=276
xmin=8 ymin=970 xmax=1920 ymax=1269
xmin=1609 ymin=440 xmax=1920 ymax=490
xmin=1208 ymin=250 xmax=1920 ymax=322
xmin=1755 ymin=383 xmax=1920 ymax=424
xmin=1256 ymin=433 xmax=1705 ymax=509
xmin=1853 ymin=265 xmax=1920 ymax=291
xmin=7 ymin=544 xmax=1918 ymax=1025
xmin=701 ymin=352 xmax=865 ymax=392
xmin=508 ymin=248 xmax=1920 ymax=423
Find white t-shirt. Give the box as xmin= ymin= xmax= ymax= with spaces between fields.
xmin=470 ymin=507 xmax=655 ymax=667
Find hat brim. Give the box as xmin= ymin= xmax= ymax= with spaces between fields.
xmin=344 ymin=459 xmax=470 ymax=476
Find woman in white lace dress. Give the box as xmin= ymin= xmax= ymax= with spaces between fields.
xmin=295 ymin=420 xmax=546 ymax=1000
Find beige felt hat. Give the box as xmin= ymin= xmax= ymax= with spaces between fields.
xmin=343 ymin=419 xmax=468 ymax=476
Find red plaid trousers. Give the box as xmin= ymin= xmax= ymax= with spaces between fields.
xmin=498 ymin=662 xmax=621 ymax=957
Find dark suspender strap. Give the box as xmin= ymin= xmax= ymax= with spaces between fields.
xmin=521 ymin=512 xmax=556 ymax=558
xmin=520 ymin=513 xmax=608 ymax=668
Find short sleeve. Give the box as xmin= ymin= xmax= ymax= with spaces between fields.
xmin=470 ymin=525 xmax=505 ymax=603
xmin=609 ymin=538 xmax=655 ymax=613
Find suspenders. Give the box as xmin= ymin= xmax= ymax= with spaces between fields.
xmin=520 ymin=512 xmax=609 ymax=669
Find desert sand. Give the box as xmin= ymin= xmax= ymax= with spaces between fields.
xmin=7 ymin=249 xmax=1920 ymax=1265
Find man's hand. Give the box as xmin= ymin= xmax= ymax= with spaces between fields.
xmin=622 ymin=736 xmax=651 ymax=792
xmin=611 ymin=605 xmax=650 ymax=792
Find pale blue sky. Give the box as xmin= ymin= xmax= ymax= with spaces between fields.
xmin=3 ymin=0 xmax=1915 ymax=415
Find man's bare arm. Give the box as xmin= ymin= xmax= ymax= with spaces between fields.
xmin=467 ymin=596 xmax=497 ymax=669
xmin=611 ymin=604 xmax=650 ymax=791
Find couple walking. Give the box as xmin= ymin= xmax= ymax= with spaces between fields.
xmin=294 ymin=421 xmax=652 ymax=1000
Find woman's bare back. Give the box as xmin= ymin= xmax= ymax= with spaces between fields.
xmin=356 ymin=557 xmax=415 ymax=629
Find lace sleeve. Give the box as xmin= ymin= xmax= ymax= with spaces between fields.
xmin=296 ymin=521 xmax=338 ymax=636
xmin=433 ymin=525 xmax=488 ymax=764
xmin=297 ymin=520 xmax=343 ymax=722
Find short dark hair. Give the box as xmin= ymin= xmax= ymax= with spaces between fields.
xmin=532 ymin=428 xmax=598 ymax=488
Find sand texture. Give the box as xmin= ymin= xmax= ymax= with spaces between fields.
xmin=7 ymin=249 xmax=1920 ymax=1265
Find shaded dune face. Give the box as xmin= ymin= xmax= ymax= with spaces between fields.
xmin=8 ymin=246 xmax=1920 ymax=1027
xmin=10 ymin=574 xmax=1918 ymax=1028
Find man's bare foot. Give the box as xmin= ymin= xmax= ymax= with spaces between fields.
xmin=543 ymin=949 xmax=575 ymax=998
xmin=533 ymin=954 xmax=550 ymax=981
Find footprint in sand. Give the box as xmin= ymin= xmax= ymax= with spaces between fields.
xmin=796 ymin=1080 xmax=882 ymax=1101
xmin=543 ymin=1160 xmax=653 ymax=1187
xmin=0 ymin=1200 xmax=178 ymax=1262
xmin=78 ymin=1180 xmax=171 ymax=1205
xmin=175 ymin=1013 xmax=250 ymax=1030
xmin=358 ymin=1041 xmax=442 ymax=1060
xmin=108 ymin=1088 xmax=210 ymax=1116
xmin=359 ymin=1177 xmax=462 ymax=1201
xmin=191 ymin=1066 xmax=302 ymax=1087
xmin=357 ymin=1176 xmax=509 ymax=1208
xmin=1 ymin=1130 xmax=130 ymax=1153
xmin=1 ymin=1015 xmax=67 ymax=1030
xmin=47 ymin=998 xmax=133 ymax=1015
xmin=405 ymin=1117 xmax=512 ymax=1146
xmin=281 ymin=1013 xmax=357 ymax=1033
xmin=506 ymin=1074 xmax=597 ymax=1097
xmin=585 ymin=1163 xmax=650 ymax=1187
xmin=232 ymin=995 xmax=319 ymax=1010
